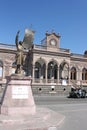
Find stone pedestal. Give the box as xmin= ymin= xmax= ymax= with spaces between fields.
xmin=1 ymin=75 xmax=36 ymax=116
xmin=0 ymin=75 xmax=65 ymax=130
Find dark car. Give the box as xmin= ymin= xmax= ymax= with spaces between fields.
xmin=69 ymin=88 xmax=86 ymax=98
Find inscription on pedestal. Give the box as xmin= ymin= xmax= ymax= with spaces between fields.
xmin=12 ymin=86 xmax=29 ymax=99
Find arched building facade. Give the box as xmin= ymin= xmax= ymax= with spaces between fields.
xmin=0 ymin=32 xmax=87 ymax=94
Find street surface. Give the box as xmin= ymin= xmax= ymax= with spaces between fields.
xmin=34 ymin=95 xmax=87 ymax=130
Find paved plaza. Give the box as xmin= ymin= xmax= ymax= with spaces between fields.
xmin=1 ymin=94 xmax=87 ymax=130
xmin=34 ymin=95 xmax=87 ymax=130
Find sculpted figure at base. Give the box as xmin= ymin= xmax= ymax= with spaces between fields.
xmin=15 ymin=30 xmax=24 ymax=74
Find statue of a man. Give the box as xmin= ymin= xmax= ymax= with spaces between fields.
xmin=15 ymin=30 xmax=24 ymax=74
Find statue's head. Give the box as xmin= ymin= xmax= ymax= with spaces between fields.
xmin=19 ymin=41 xmax=23 ymax=45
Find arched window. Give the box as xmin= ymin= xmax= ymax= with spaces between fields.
xmin=70 ymin=67 xmax=76 ymax=80
xmin=12 ymin=62 xmax=16 ymax=74
xmin=82 ymin=68 xmax=87 ymax=80
xmin=47 ymin=61 xmax=58 ymax=79
xmin=59 ymin=62 xmax=69 ymax=79
xmin=35 ymin=62 xmax=41 ymax=78
xmin=35 ymin=57 xmax=46 ymax=79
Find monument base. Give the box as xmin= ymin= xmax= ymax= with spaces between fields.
xmin=0 ymin=75 xmax=36 ymax=116
xmin=0 ymin=75 xmax=65 ymax=130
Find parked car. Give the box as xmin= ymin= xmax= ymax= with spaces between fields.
xmin=69 ymin=87 xmax=86 ymax=98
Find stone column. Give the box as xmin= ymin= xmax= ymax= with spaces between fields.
xmin=2 ymin=65 xmax=5 ymax=78
xmin=76 ymin=69 xmax=80 ymax=85
xmin=57 ymin=67 xmax=59 ymax=84
xmin=80 ymin=70 xmax=82 ymax=81
xmin=77 ymin=69 xmax=81 ymax=86
xmin=68 ymin=67 xmax=71 ymax=85
xmin=79 ymin=70 xmax=82 ymax=86
xmin=32 ymin=65 xmax=35 ymax=83
xmin=40 ymin=66 xmax=43 ymax=83
xmin=45 ymin=64 xmax=47 ymax=83
xmin=39 ymin=68 xmax=42 ymax=83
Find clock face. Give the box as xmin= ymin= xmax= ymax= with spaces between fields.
xmin=50 ymin=39 xmax=57 ymax=46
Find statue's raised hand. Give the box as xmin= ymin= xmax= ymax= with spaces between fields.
xmin=17 ymin=30 xmax=20 ymax=35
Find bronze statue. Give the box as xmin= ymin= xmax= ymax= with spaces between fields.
xmin=15 ymin=29 xmax=35 ymax=75
xmin=15 ymin=30 xmax=24 ymax=74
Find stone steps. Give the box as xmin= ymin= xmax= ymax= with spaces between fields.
xmin=32 ymin=85 xmax=71 ymax=96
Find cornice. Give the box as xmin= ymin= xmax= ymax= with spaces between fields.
xmin=46 ymin=32 xmax=61 ymax=38
xmin=32 ymin=49 xmax=70 ymax=58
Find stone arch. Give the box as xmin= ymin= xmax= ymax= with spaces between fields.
xmin=47 ymin=58 xmax=59 ymax=66
xmin=59 ymin=61 xmax=69 ymax=79
xmin=34 ymin=57 xmax=46 ymax=65
xmin=70 ymin=64 xmax=79 ymax=71
xmin=34 ymin=58 xmax=46 ymax=79
xmin=82 ymin=67 xmax=87 ymax=80
xmin=47 ymin=60 xmax=58 ymax=79
xmin=60 ymin=59 xmax=69 ymax=66
xmin=70 ymin=67 xmax=77 ymax=80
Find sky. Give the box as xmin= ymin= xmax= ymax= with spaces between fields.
xmin=0 ymin=0 xmax=87 ymax=54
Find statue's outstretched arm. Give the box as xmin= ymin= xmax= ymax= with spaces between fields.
xmin=15 ymin=30 xmax=20 ymax=49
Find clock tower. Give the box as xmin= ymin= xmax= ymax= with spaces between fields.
xmin=43 ymin=32 xmax=61 ymax=51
